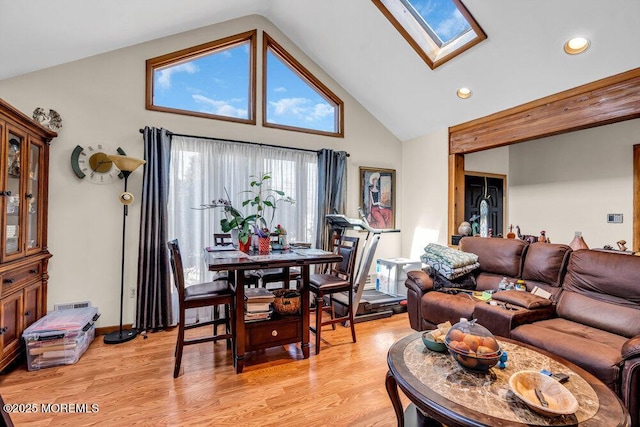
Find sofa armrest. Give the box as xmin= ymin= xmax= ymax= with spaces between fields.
xmin=474 ymin=301 xmax=556 ymax=339
xmin=492 ymin=290 xmax=552 ymax=309
xmin=622 ymin=335 xmax=640 ymax=360
xmin=406 ymin=270 xmax=434 ymax=293
xmin=621 ymin=336 xmax=640 ymax=427
xmin=405 ymin=270 xmax=434 ymax=331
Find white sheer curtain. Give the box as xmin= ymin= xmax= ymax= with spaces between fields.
xmin=167 ymin=135 xmax=318 ymax=288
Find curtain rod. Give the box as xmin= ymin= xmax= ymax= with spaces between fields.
xmin=139 ymin=128 xmax=349 ymax=157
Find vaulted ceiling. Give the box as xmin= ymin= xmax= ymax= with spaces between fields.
xmin=1 ymin=0 xmax=639 ymax=141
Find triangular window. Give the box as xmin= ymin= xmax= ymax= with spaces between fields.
xmin=263 ymin=33 xmax=343 ymax=137
xmin=146 ymin=30 xmax=256 ymax=123
xmin=373 ymin=0 xmax=486 ymax=69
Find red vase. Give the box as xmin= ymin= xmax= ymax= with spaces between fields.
xmin=258 ymin=236 xmax=271 ymax=254
xmin=238 ymin=238 xmax=251 ymax=253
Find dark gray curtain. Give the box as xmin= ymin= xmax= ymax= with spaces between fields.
xmin=136 ymin=127 xmax=173 ymax=331
xmin=315 ymin=149 xmax=348 ymax=250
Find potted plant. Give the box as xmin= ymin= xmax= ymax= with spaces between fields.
xmin=240 ymin=173 xmax=294 ymax=253
xmin=217 ymin=199 xmax=256 ymax=247
xmin=241 ymin=173 xmax=294 ymax=229
xmin=196 ymin=192 xmax=256 ymax=252
xmin=196 ymin=173 xmax=294 ymax=253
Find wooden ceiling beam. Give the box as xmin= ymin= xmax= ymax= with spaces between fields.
xmin=449 ymin=67 xmax=640 ymax=154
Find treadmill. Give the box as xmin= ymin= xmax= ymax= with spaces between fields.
xmin=325 ymin=209 xmax=406 ymax=323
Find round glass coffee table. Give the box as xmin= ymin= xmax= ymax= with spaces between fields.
xmin=386 ymin=333 xmax=630 ymax=427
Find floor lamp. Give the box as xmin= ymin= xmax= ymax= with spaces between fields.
xmin=103 ymin=155 xmax=146 ymax=345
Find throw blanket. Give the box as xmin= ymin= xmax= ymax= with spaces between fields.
xmin=421 ymin=243 xmax=478 ymax=267
xmin=423 ymin=265 xmax=477 ymax=290
xmin=420 ymin=243 xmax=479 ymax=280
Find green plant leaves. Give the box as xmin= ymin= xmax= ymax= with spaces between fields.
xmin=208 ymin=172 xmax=295 ymax=237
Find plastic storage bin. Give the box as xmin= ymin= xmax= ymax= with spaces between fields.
xmin=22 ymin=306 xmax=99 ymax=371
xmin=376 ymin=258 xmax=422 ymax=296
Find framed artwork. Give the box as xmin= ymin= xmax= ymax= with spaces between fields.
xmin=360 ymin=167 xmax=396 ymax=229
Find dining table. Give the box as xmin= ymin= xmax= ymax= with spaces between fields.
xmin=206 ymin=246 xmax=342 ymax=373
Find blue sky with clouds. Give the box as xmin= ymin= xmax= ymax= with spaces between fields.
xmin=153 ymin=42 xmax=250 ymax=119
xmin=265 ymin=49 xmax=335 ymax=132
xmin=409 ymin=0 xmax=470 ymax=43
xmin=153 ymin=40 xmax=336 ymax=132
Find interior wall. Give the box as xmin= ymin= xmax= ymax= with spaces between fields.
xmin=465 ymin=147 xmax=509 ymax=176
xmin=401 ymin=128 xmax=449 ymax=260
xmin=509 ymin=118 xmax=639 ymax=248
xmin=465 ymin=120 xmax=639 ymax=249
xmin=0 ymin=15 xmax=401 ymax=328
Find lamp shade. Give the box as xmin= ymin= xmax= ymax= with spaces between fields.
xmin=107 ymin=155 xmax=146 ymax=172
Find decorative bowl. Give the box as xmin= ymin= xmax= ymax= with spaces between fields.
xmin=509 ymin=370 xmax=578 ymax=417
xmin=272 ymin=289 xmax=301 ymax=315
xmin=444 ymin=319 xmax=501 ymax=372
xmin=422 ymin=331 xmax=446 ymax=352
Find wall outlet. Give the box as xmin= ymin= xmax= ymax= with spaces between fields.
xmin=129 ymin=287 xmax=136 ymax=298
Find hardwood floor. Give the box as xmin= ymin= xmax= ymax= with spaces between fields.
xmin=0 ymin=312 xmax=415 ymax=426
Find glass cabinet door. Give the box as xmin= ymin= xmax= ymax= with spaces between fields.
xmin=26 ymin=140 xmax=43 ymax=253
xmin=4 ymin=128 xmax=24 ymax=260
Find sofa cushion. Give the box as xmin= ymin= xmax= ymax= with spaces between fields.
xmin=559 ymin=249 xmax=640 ymax=338
xmin=460 ymin=237 xmax=527 ymax=278
xmin=475 ymin=272 xmax=517 ymax=291
xmin=521 ymin=242 xmax=572 ymax=288
xmin=511 ymin=318 xmax=627 ymax=390
xmin=563 ymin=250 xmax=640 ymax=306
xmin=421 ymin=292 xmax=476 ymax=326
xmin=557 ymin=291 xmax=640 ymax=338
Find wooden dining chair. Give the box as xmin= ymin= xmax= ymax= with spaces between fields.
xmin=307 ymin=234 xmax=359 ymax=354
xmin=213 ymin=233 xmax=233 ymax=247
xmin=167 ymin=239 xmax=235 ymax=378
xmin=253 ymin=264 xmax=301 ymax=289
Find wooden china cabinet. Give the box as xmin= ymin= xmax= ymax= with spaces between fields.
xmin=0 ymin=98 xmax=56 ymax=372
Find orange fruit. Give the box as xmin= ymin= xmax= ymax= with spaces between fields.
xmin=476 ymin=345 xmax=496 ymax=355
xmin=482 ymin=336 xmax=499 ymax=351
xmin=454 ymin=341 xmax=470 ymax=353
xmin=463 ymin=334 xmax=481 ymax=352
xmin=448 ymin=329 xmax=465 ymax=342
xmin=458 ymin=354 xmax=478 ymax=369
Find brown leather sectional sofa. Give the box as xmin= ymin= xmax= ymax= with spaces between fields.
xmin=405 ymin=236 xmax=640 ymax=427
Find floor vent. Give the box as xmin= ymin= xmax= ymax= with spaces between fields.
xmin=54 ymin=301 xmax=91 ymax=310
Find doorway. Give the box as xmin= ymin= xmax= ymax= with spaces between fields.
xmin=464 ymin=173 xmax=505 ymax=237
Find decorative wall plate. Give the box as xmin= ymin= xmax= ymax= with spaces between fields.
xmin=32 ymin=107 xmax=62 ymax=131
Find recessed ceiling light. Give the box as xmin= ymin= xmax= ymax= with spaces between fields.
xmin=564 ymin=37 xmax=590 ymax=55
xmin=457 ymin=87 xmax=472 ymax=99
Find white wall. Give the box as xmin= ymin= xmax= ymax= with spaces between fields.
xmin=465 ymin=146 xmax=509 ymax=176
xmin=0 ymin=15 xmax=402 ymax=328
xmin=401 ymin=128 xmax=449 ymax=260
xmin=508 ymin=119 xmax=639 ymax=248
xmin=462 ymin=119 xmax=639 ymax=248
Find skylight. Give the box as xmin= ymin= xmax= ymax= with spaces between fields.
xmin=373 ymin=0 xmax=486 ymax=69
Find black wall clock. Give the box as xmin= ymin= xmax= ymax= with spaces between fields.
xmin=71 ymin=145 xmax=126 ymax=184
